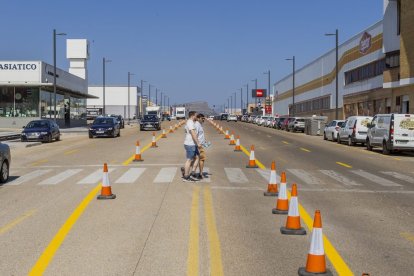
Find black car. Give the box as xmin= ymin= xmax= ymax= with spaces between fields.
xmin=89 ymin=117 xmax=121 ymax=138
xmin=140 ymin=115 xmax=161 ymax=131
xmin=220 ymin=113 xmax=229 ymax=121
xmin=21 ymin=120 xmax=61 ymax=143
xmin=107 ymin=114 xmax=125 ymax=128
xmin=162 ymin=114 xmax=171 ymax=121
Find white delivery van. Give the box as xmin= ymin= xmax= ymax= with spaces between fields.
xmin=175 ymin=107 xmax=186 ymax=120
xmin=366 ymin=113 xmax=414 ymax=154
xmin=337 ymin=116 xmax=373 ymax=146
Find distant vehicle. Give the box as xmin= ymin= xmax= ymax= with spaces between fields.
xmin=89 ymin=117 xmax=121 ymax=138
xmin=276 ymin=117 xmax=287 ymax=129
xmin=0 ymin=142 xmax=10 ymax=183
xmin=170 ymin=115 xmax=177 ymax=120
xmin=146 ymin=106 xmax=161 ymax=119
xmin=107 ymin=114 xmax=125 ymax=128
xmin=162 ymin=114 xmax=171 ymax=121
xmin=337 ymin=116 xmax=373 ymax=146
xmin=288 ymin=117 xmax=305 ymax=132
xmin=259 ymin=116 xmax=270 ymax=126
xmin=220 ymin=113 xmax=229 ymax=121
xmin=241 ymin=115 xmax=248 ymax=122
xmin=140 ymin=114 xmax=161 ymax=131
xmin=324 ymin=120 xmax=345 ymax=141
xmin=175 ymin=107 xmax=186 ymax=120
xmin=366 ymin=113 xmax=414 ymax=154
xmin=21 ymin=120 xmax=61 ymax=143
xmin=208 ymin=115 xmax=215 ymax=120
xmin=227 ymin=114 xmax=237 ymax=122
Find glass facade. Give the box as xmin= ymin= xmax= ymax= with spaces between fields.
xmin=0 ymin=87 xmax=40 ymax=117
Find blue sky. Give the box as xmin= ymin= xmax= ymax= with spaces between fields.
xmin=1 ymin=1 xmax=382 ymax=108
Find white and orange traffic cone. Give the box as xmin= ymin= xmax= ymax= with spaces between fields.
xmin=220 ymin=126 xmax=223 ymax=133
xmin=246 ymin=145 xmax=259 ymax=168
xmin=280 ymin=184 xmax=306 ymax=235
xmin=272 ymin=172 xmax=288 ymax=214
xmin=151 ymin=132 xmax=158 ymax=148
xmin=229 ymin=134 xmax=235 ymax=145
xmin=169 ymin=125 xmax=174 ymax=133
xmin=97 ymin=163 xmax=116 ymax=200
xmin=234 ymin=136 xmax=241 ymax=152
xmin=133 ymin=140 xmax=144 ymax=162
xmin=161 ymin=129 xmax=167 ymax=138
xmin=174 ymin=124 xmax=178 ymax=130
xmin=224 ymin=130 xmax=230 ymax=139
xmin=264 ymin=161 xmax=278 ymax=196
xmin=298 ymin=210 xmax=332 ymax=276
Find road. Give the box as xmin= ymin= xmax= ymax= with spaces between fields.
xmin=0 ymin=120 xmax=413 ymax=275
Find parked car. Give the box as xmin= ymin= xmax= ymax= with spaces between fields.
xmin=89 ymin=117 xmax=121 ymax=138
xmin=281 ymin=117 xmax=291 ymax=131
xmin=324 ymin=120 xmax=345 ymax=141
xmin=170 ymin=115 xmax=177 ymax=120
xmin=107 ymin=114 xmax=125 ymax=128
xmin=288 ymin=117 xmax=305 ymax=132
xmin=21 ymin=120 xmax=61 ymax=143
xmin=249 ymin=115 xmax=256 ymax=123
xmin=241 ymin=115 xmax=248 ymax=122
xmin=227 ymin=114 xmax=238 ymax=122
xmin=366 ymin=113 xmax=414 ymax=154
xmin=257 ymin=116 xmax=268 ymax=126
xmin=264 ymin=117 xmax=273 ymax=127
xmin=140 ymin=114 xmax=162 ymax=131
xmin=272 ymin=117 xmax=280 ymax=129
xmin=0 ymin=142 xmax=10 ymax=183
xmin=337 ymin=116 xmax=373 ymax=146
xmin=276 ymin=117 xmax=287 ymax=129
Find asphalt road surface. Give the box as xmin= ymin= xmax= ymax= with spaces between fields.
xmin=0 ymin=120 xmax=413 ymax=275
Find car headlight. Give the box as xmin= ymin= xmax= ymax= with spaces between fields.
xmin=108 ymin=127 xmax=113 ymax=130
xmin=40 ymin=132 xmax=49 ymax=135
xmin=21 ymin=132 xmax=26 ymax=136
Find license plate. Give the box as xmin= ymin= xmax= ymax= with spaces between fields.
xmin=29 ymin=133 xmax=39 ymax=137
xmin=146 ymin=124 xmax=152 ymax=127
xmin=96 ymin=131 xmax=104 ymax=134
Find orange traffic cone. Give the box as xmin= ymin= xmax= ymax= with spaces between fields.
xmin=234 ymin=136 xmax=241 ymax=152
xmin=264 ymin=161 xmax=278 ymax=196
xmin=246 ymin=145 xmax=259 ymax=168
xmin=133 ymin=141 xmax=144 ymax=162
xmin=169 ymin=125 xmax=174 ymax=133
xmin=151 ymin=132 xmax=158 ymax=148
xmin=272 ymin=172 xmax=288 ymax=214
xmin=220 ymin=126 xmax=223 ymax=133
xmin=218 ymin=125 xmax=222 ymax=133
xmin=97 ymin=163 xmax=116 ymax=200
xmin=298 ymin=210 xmax=332 ymax=276
xmin=280 ymin=184 xmax=306 ymax=235
xmin=229 ymin=134 xmax=235 ymax=145
xmin=224 ymin=130 xmax=230 ymax=139
xmin=161 ymin=129 xmax=167 ymax=138
xmin=174 ymin=124 xmax=178 ymax=130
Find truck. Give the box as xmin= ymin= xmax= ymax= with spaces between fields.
xmin=145 ymin=106 xmax=161 ymax=118
xmin=175 ymin=107 xmax=186 ymax=120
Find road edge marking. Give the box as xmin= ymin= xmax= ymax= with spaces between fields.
xmin=0 ymin=209 xmax=36 ymax=235
xmin=336 ymin=162 xmax=352 ymax=168
xmin=187 ymin=186 xmax=200 ymax=276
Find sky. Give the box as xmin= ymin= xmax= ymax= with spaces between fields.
xmin=1 ymin=0 xmax=383 ymax=109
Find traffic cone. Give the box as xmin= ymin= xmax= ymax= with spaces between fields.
xmin=234 ymin=136 xmax=242 ymax=152
xmin=151 ymin=132 xmax=158 ymax=148
xmin=169 ymin=125 xmax=174 ymax=133
xmin=161 ymin=129 xmax=167 ymax=138
xmin=218 ymin=125 xmax=222 ymax=133
xmin=264 ymin=161 xmax=278 ymax=196
xmin=133 ymin=140 xmax=144 ymax=162
xmin=220 ymin=126 xmax=223 ymax=133
xmin=272 ymin=172 xmax=288 ymax=214
xmin=298 ymin=210 xmax=332 ymax=276
xmin=174 ymin=124 xmax=178 ymax=130
xmin=246 ymin=145 xmax=259 ymax=168
xmin=280 ymin=184 xmax=306 ymax=235
xmin=224 ymin=130 xmax=230 ymax=139
xmin=97 ymin=163 xmax=116 ymax=200
xmin=229 ymin=134 xmax=235 ymax=145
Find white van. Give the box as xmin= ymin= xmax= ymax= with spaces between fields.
xmin=366 ymin=114 xmax=414 ymax=154
xmin=337 ymin=116 xmax=373 ymax=146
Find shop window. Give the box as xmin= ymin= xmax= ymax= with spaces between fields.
xmin=385 ymin=52 xmax=400 ymax=68
xmin=345 ymin=59 xmax=385 ymax=85
xmin=0 ymin=87 xmax=39 ymax=117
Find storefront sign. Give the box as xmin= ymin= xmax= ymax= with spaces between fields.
xmin=0 ymin=63 xmax=37 ymax=70
xmin=359 ymin=32 xmax=372 ymax=55
xmin=0 ymin=61 xmax=41 ymax=84
xmin=252 ymin=89 xmax=267 ymax=98
xmin=265 ymin=105 xmax=272 ymax=114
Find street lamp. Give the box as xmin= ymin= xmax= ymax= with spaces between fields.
xmin=285 ymin=56 xmax=296 ymax=116
xmin=155 ymin=88 xmax=158 ymax=106
xmin=127 ymin=72 xmax=135 ymax=123
xmin=234 ymin=92 xmax=237 ymax=115
xmin=148 ymin=84 xmax=154 ymax=106
xmin=239 ymin=88 xmax=242 ymax=114
xmin=251 ymin=78 xmax=258 ymax=111
xmin=53 ymin=29 xmax=66 ymax=122
xmin=325 ymin=29 xmax=339 ymax=119
xmin=264 ymin=70 xmax=270 ymax=115
xmin=160 ymin=91 xmax=163 ymax=113
xmin=140 ymin=80 xmax=147 ymax=118
xmin=244 ymin=84 xmax=249 ymax=113
xmin=102 ymin=57 xmax=112 ymax=115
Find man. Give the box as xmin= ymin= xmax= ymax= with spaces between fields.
xmin=192 ymin=114 xmax=207 ymax=179
xmin=182 ymin=111 xmax=200 ymax=182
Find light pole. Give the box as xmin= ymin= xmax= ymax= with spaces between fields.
xmin=325 ymin=29 xmax=339 ymax=119
xmin=240 ymin=88 xmax=243 ymax=114
xmin=264 ymin=70 xmax=270 ymax=97
xmin=140 ymin=80 xmax=147 ymax=118
xmin=53 ymin=29 xmax=66 ymax=122
xmin=102 ymin=57 xmax=111 ymax=115
xmin=286 ymin=56 xmax=296 ymax=116
xmin=160 ymin=91 xmax=163 ymax=113
xmin=127 ymin=72 xmax=135 ymax=123
xmin=148 ymin=84 xmax=153 ymax=106
xmin=155 ymin=88 xmax=158 ymax=106
xmin=234 ymin=92 xmax=237 ymax=115
xmin=244 ymin=84 xmax=249 ymax=113
xmin=164 ymin=95 xmax=167 ymax=114
xmin=227 ymin=98 xmax=230 ymax=114
xmin=251 ymin=78 xmax=257 ymax=111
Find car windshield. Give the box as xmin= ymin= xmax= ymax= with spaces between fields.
xmin=144 ymin=115 xmax=158 ymax=121
xmin=296 ymin=119 xmax=305 ymax=122
xmin=93 ymin=118 xmax=114 ymax=125
xmin=26 ymin=121 xmax=49 ymax=128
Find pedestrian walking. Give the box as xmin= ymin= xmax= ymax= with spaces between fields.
xmin=192 ymin=114 xmax=207 ymax=179
xmin=182 ymin=111 xmax=200 ymax=182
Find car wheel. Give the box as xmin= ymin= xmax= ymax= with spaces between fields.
xmin=348 ymin=137 xmax=355 ymax=146
xmin=337 ymin=135 xmax=341 ymax=144
xmin=47 ymin=134 xmax=52 ymax=143
xmin=323 ymin=132 xmax=327 ymax=140
xmin=366 ymin=139 xmax=373 ymax=151
xmin=89 ymin=133 xmax=93 ymax=139
xmin=56 ymin=134 xmax=61 ymax=141
xmin=382 ymin=141 xmax=390 ymax=155
xmin=332 ymin=134 xmax=335 ymax=141
xmin=0 ymin=161 xmax=9 ymax=183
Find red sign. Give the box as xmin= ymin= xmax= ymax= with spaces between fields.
xmin=265 ymin=105 xmax=272 ymax=114
xmin=359 ymin=32 xmax=372 ymax=55
xmin=257 ymin=90 xmax=264 ymax=97
xmin=252 ymin=89 xmax=267 ymax=98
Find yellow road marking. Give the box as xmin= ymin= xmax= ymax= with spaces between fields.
xmin=122 ymin=134 xmax=164 ymax=165
xmin=400 ymin=232 xmax=414 ymax=244
xmin=239 ymin=142 xmax=353 ymax=275
xmin=187 ymin=186 xmax=200 ymax=276
xmin=64 ymin=149 xmax=78 ymax=155
xmin=203 ymin=186 xmax=224 ymax=276
xmin=336 ymin=162 xmax=352 ymax=169
xmin=31 ymin=159 xmax=48 ymax=166
xmin=0 ymin=209 xmax=36 ymax=235
xmin=282 ymin=141 xmax=289 ymax=144
xmin=300 ymin=147 xmax=311 ymax=152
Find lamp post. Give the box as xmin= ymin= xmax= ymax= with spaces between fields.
xmin=102 ymin=57 xmax=111 ymax=116
xmin=127 ymin=72 xmax=135 ymax=123
xmin=325 ymin=29 xmax=339 ymax=119
xmin=155 ymin=88 xmax=158 ymax=106
xmin=251 ymin=78 xmax=257 ymax=111
xmin=244 ymin=84 xmax=249 ymax=114
xmin=285 ymin=56 xmax=296 ymax=116
xmin=234 ymin=92 xmax=237 ymax=115
xmin=148 ymin=84 xmax=154 ymax=106
xmin=53 ymin=29 xmax=66 ymax=122
xmin=140 ymin=80 xmax=147 ymax=118
xmin=240 ymin=88 xmax=243 ymax=114
xmin=227 ymin=98 xmax=230 ymax=114
xmin=160 ymin=91 xmax=163 ymax=113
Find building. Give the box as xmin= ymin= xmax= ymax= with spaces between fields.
xmin=273 ymin=0 xmax=413 ymax=120
xmin=0 ymin=39 xmax=94 ymax=128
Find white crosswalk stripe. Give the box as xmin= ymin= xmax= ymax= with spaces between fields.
xmin=381 ymin=171 xmax=414 ymax=184
xmin=154 ymin=167 xmax=177 ymax=183
xmin=77 ymin=168 xmax=115 ymax=184
xmin=7 ymin=170 xmax=52 ymax=186
xmin=224 ymin=168 xmax=248 ymax=183
xmin=255 ymin=169 xmax=281 ymax=183
xmin=115 ymin=168 xmax=146 ymax=184
xmin=39 ymin=169 xmax=83 ymax=185
xmin=287 ymin=169 xmax=321 ymax=185
xmin=319 ymin=170 xmax=361 ymax=186
xmin=351 ymin=170 xmax=401 ymax=187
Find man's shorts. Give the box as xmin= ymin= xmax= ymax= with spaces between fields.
xmin=199 ymin=147 xmax=206 ymax=161
xmin=184 ymin=145 xmax=197 ymax=160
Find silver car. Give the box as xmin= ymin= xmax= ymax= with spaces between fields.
xmin=0 ymin=142 xmax=11 ymax=183
xmin=323 ymin=120 xmax=345 ymax=141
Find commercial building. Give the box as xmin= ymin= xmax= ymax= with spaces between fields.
xmin=0 ymin=39 xmax=95 ymax=128
xmin=273 ymin=0 xmax=413 ymax=120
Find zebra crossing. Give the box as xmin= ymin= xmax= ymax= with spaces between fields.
xmin=5 ymin=166 xmax=414 ymax=191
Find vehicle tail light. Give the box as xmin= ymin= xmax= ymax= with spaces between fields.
xmin=390 ymin=115 xmax=394 ymax=142
xmin=335 ymin=126 xmax=339 ymax=131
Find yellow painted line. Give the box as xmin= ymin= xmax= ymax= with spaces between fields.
xmin=0 ymin=209 xmax=36 ymax=235
xmin=393 ymin=157 xmax=401 ymax=161
xmin=187 ymin=186 xmax=200 ymax=276
xmin=336 ymin=162 xmax=352 ymax=169
xmin=64 ymin=149 xmax=79 ymax=155
xmin=31 ymin=159 xmax=48 ymax=166
xmin=239 ymin=142 xmax=353 ymax=275
xmin=300 ymin=147 xmax=311 ymax=152
xmin=400 ymin=232 xmax=414 ymax=244
xmin=282 ymin=141 xmax=289 ymax=144
xmin=122 ymin=134 xmax=163 ymax=165
xmin=203 ymin=186 xmax=224 ymax=276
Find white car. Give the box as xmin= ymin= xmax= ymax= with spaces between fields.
xmin=337 ymin=116 xmax=373 ymax=146
xmin=254 ymin=116 xmax=261 ymax=124
xmin=366 ymin=113 xmax=414 ymax=154
xmin=324 ymin=120 xmax=345 ymax=141
xmin=208 ymin=115 xmax=214 ymax=121
xmin=265 ymin=117 xmax=274 ymax=127
xmin=258 ymin=116 xmax=270 ymax=126
xmin=227 ymin=114 xmax=238 ymax=122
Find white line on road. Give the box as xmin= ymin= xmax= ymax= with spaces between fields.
xmin=255 ymin=169 xmax=281 ymax=183
xmin=224 ymin=168 xmax=248 ymax=183
xmin=39 ymin=169 xmax=83 ymax=185
xmin=287 ymin=169 xmax=322 ymax=185
xmin=381 ymin=171 xmax=414 ymax=184
xmin=77 ymin=168 xmax=115 ymax=184
xmin=7 ymin=170 xmax=52 ymax=186
xmin=115 ymin=168 xmax=146 ymax=184
xmin=351 ymin=170 xmax=402 ymax=187
xmin=319 ymin=170 xmax=361 ymax=186
xmin=154 ymin=167 xmax=177 ymax=183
